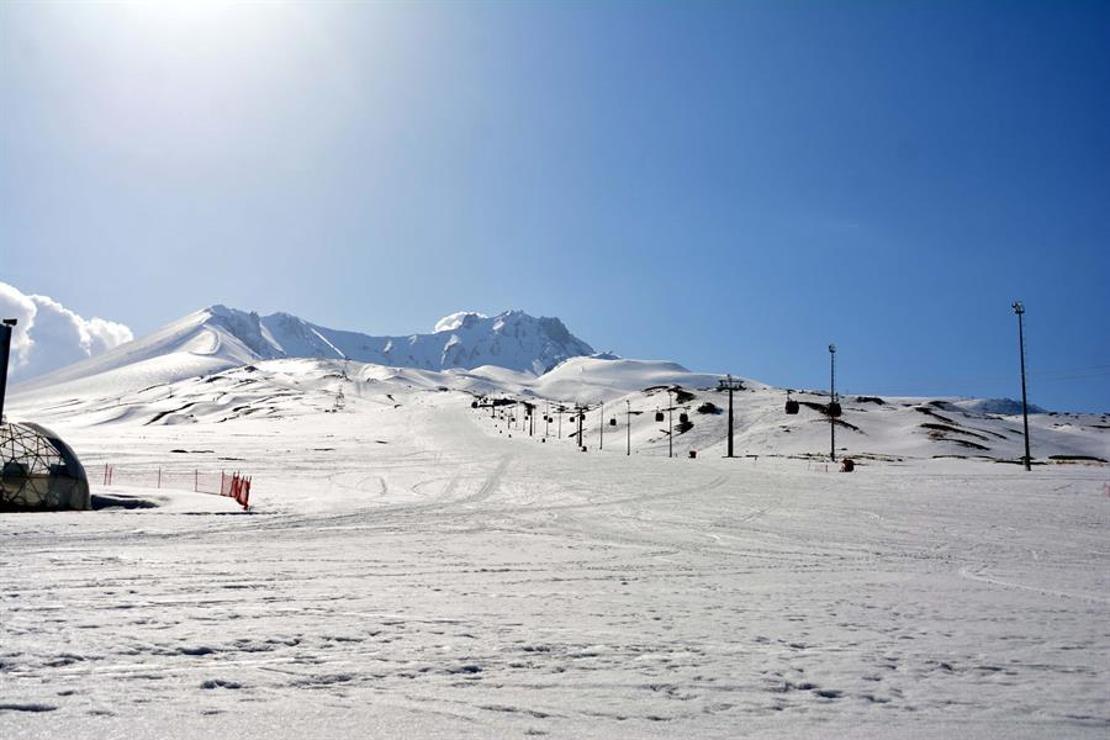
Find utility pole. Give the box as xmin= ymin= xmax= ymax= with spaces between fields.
xmin=668 ymin=388 xmax=674 ymax=459
xmin=718 ymin=374 xmax=743 ymax=458
xmin=1013 ymin=301 xmax=1032 ymax=471
xmin=626 ymin=399 xmax=631 ymax=456
xmin=0 ymin=319 xmax=16 ymax=424
xmin=829 ymin=343 xmax=837 ymax=463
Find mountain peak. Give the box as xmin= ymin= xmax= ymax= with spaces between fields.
xmin=434 ymin=311 xmax=487 ymax=333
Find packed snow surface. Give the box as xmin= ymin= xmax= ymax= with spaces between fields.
xmin=2 ymin=356 xmax=1108 ymax=738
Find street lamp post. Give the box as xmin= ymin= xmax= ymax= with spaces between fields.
xmin=829 ymin=343 xmax=837 ymax=463
xmin=1013 ymin=301 xmax=1032 ymax=471
xmin=0 ymin=319 xmax=16 ymax=424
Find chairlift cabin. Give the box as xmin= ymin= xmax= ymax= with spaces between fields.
xmin=0 ymin=421 xmax=90 ymax=512
xmin=784 ymin=390 xmax=800 ymax=415
xmin=609 ymin=417 xmax=617 ymax=426
xmin=828 ymin=402 xmax=842 ymax=418
xmin=655 ymin=410 xmax=665 ymax=422
xmin=679 ymin=412 xmax=689 ymax=424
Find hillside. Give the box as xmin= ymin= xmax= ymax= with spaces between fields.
xmin=10 ymin=355 xmax=1107 ymax=465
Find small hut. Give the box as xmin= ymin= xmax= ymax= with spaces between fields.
xmin=0 ymin=421 xmax=90 ymax=511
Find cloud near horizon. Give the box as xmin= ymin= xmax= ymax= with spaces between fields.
xmin=0 ymin=282 xmax=134 ymax=384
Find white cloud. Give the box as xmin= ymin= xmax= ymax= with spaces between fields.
xmin=0 ymin=282 xmax=134 ymax=383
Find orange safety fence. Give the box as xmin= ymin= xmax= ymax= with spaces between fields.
xmin=100 ymin=464 xmax=252 ymax=510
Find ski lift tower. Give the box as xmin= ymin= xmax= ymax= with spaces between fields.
xmin=573 ymin=403 xmax=590 ymax=450
xmin=718 ymin=374 xmax=743 ymax=458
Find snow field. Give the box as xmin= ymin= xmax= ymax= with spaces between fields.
xmin=1 ymin=387 xmax=1108 ymax=738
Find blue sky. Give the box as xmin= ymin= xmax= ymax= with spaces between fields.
xmin=2 ymin=1 xmax=1108 ymax=410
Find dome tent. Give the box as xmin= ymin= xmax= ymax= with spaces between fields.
xmin=0 ymin=421 xmax=90 ymax=511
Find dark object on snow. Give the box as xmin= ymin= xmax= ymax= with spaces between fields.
xmin=470 ymin=400 xmax=478 ymax=408
xmin=679 ymin=412 xmax=689 ymax=424
xmin=676 ymin=419 xmax=694 ymax=434
xmin=840 ymin=458 xmax=855 ymax=472
xmin=689 ymin=450 xmax=697 ymax=459
xmin=655 ymin=411 xmax=665 ymax=422
xmin=828 ymin=402 xmax=842 ymax=418
xmin=697 ymin=401 xmax=722 ymax=415
xmin=609 ymin=417 xmax=617 ymax=426
xmin=673 ymin=388 xmax=695 ymax=404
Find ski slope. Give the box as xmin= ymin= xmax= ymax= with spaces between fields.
xmin=1 ymin=387 xmax=1109 ymax=738
xmin=9 ymin=355 xmax=1108 ymax=464
xmin=2 ymin=353 xmax=1109 ymax=738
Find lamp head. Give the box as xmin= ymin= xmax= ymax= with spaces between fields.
xmin=1012 ymin=301 xmax=1024 ymax=315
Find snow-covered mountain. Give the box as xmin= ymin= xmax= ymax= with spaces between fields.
xmin=258 ymin=308 xmax=593 ymax=375
xmin=12 ymin=305 xmax=595 ymax=396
